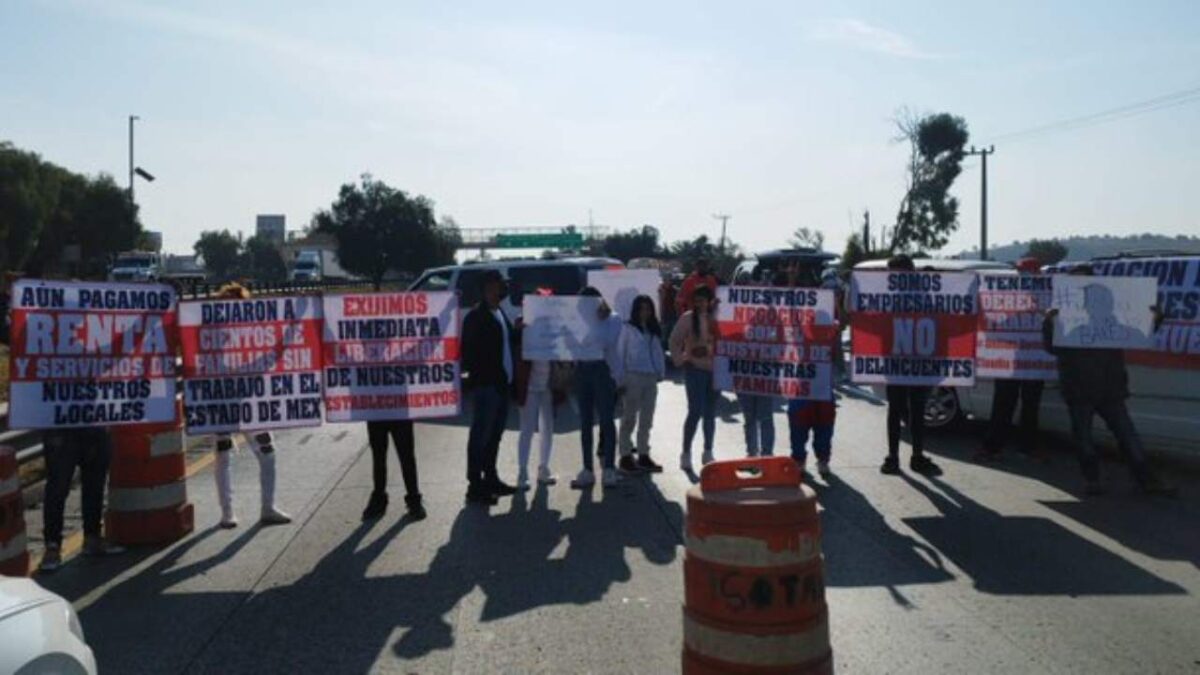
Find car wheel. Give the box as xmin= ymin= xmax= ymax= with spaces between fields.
xmin=924 ymin=386 xmax=961 ymax=429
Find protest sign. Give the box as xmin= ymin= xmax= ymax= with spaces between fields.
xmin=1088 ymin=256 xmax=1200 ymax=368
xmin=1051 ymin=276 xmax=1156 ymax=350
xmin=713 ymin=286 xmax=838 ymax=400
xmin=321 ymin=291 xmax=460 ymax=422
xmin=180 ymin=295 xmax=323 ymax=434
xmin=587 ymin=269 xmax=660 ymax=321
xmin=521 ymin=295 xmax=604 ymax=361
xmin=6 ymin=280 xmax=179 ymax=429
xmin=849 ymin=271 xmax=979 ymax=386
xmin=976 ymin=273 xmax=1056 ymax=380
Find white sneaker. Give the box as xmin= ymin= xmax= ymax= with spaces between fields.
xmin=260 ymin=506 xmax=292 ymax=525
xmin=679 ymin=453 xmax=693 ymax=472
xmin=701 ymin=451 xmax=715 ymax=465
xmin=601 ymin=468 xmax=619 ymax=488
xmin=219 ymin=514 xmax=239 ymax=529
xmin=817 ymin=461 xmax=833 ymax=477
xmin=517 ymin=470 xmax=531 ymax=490
xmin=570 ymin=469 xmax=595 ymax=489
xmin=537 ymin=465 xmax=558 ymax=485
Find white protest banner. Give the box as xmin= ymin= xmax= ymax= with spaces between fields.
xmin=587 ymin=269 xmax=660 ymax=321
xmin=713 ymin=286 xmax=838 ymax=400
xmin=321 ymin=291 xmax=460 ymax=422
xmin=976 ymin=273 xmax=1056 ymax=380
xmin=849 ymin=271 xmax=979 ymax=386
xmin=521 ymin=295 xmax=604 ymax=361
xmin=1088 ymin=256 xmax=1200 ymax=368
xmin=1051 ymin=276 xmax=1156 ymax=350
xmin=7 ymin=280 xmax=179 ymax=429
xmin=180 ymin=295 xmax=324 ymax=434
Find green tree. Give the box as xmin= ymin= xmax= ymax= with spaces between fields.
xmin=194 ymin=230 xmax=244 ymax=282
xmin=669 ymin=234 xmax=742 ymax=281
xmin=891 ymin=111 xmax=970 ymax=254
xmin=312 ymin=174 xmax=458 ymax=289
xmin=1024 ymin=239 xmax=1068 ymax=266
xmin=789 ymin=227 xmax=825 ymax=250
xmin=603 ymin=225 xmax=665 ymax=261
xmin=242 ymin=234 xmax=288 ymax=282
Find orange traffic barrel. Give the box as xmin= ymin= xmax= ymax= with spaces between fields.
xmin=105 ymin=403 xmax=194 ymax=545
xmin=683 ymin=456 xmax=831 ymax=674
xmin=0 ymin=445 xmax=31 ymax=576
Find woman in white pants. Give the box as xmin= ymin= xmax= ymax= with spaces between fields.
xmin=617 ymin=295 xmax=666 ymax=474
xmin=214 ymin=431 xmax=292 ymax=528
xmin=514 ymin=359 xmax=562 ymax=489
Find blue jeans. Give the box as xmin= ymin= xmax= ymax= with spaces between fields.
xmin=1068 ymin=398 xmax=1149 ymax=483
xmin=790 ymin=424 xmax=833 ymax=464
xmin=576 ymin=361 xmax=617 ymax=471
xmin=467 ymin=384 xmax=509 ymax=489
xmin=738 ymin=393 xmax=776 ymax=456
xmin=683 ymin=366 xmax=716 ymax=456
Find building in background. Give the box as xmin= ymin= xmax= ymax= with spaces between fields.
xmin=256 ymin=214 xmax=286 ymax=247
xmin=143 ymin=231 xmax=163 ymax=252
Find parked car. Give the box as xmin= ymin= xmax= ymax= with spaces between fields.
xmin=732 ymin=248 xmax=838 ymax=286
xmin=852 ymin=255 xmax=1200 ymax=456
xmin=408 ymin=257 xmax=624 ymax=317
xmin=0 ymin=577 xmax=96 ymax=675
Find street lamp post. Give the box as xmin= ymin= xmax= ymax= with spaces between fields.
xmin=127 ymin=115 xmax=155 ymax=231
xmin=964 ymin=145 xmax=995 ymax=260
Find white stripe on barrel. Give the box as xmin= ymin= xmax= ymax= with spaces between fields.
xmin=684 ymin=612 xmax=830 ymax=667
xmin=149 ymin=431 xmax=184 ymax=458
xmin=108 ymin=480 xmax=188 ymax=512
xmin=685 ymin=531 xmax=821 ymax=568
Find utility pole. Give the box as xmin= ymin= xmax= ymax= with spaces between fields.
xmin=712 ymin=213 xmax=731 ymax=253
xmin=128 ymin=115 xmax=138 ymax=210
xmin=862 ymin=210 xmax=871 ymax=254
xmin=965 ymin=145 xmax=995 ymax=260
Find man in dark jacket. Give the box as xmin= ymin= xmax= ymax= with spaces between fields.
xmin=460 ymin=270 xmax=519 ymax=505
xmin=39 ymin=427 xmax=126 ymax=572
xmin=1042 ymin=266 xmax=1173 ymax=496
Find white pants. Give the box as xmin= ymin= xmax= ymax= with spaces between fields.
xmin=518 ymin=390 xmax=554 ymax=473
xmin=619 ymin=372 xmax=658 ymax=456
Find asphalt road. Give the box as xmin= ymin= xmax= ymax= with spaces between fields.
xmin=35 ymin=378 xmax=1200 ymax=674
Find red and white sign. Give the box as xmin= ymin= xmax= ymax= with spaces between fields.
xmin=976 ymin=273 xmax=1056 ymax=380
xmin=713 ymin=286 xmax=838 ymax=400
xmin=321 ymin=291 xmax=460 ymax=422
xmin=849 ymin=271 xmax=978 ymax=386
xmin=179 ymin=295 xmax=324 ymax=434
xmin=6 ymin=280 xmax=179 ymax=429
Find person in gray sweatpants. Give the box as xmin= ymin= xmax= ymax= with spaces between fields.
xmin=615 ymin=295 xmax=666 ymax=474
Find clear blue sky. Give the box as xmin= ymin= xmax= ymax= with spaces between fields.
xmin=3 ymin=0 xmax=1199 ymax=256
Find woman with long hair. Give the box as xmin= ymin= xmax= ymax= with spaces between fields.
xmin=669 ymin=285 xmax=718 ymax=471
xmin=616 ymin=295 xmax=666 ymax=474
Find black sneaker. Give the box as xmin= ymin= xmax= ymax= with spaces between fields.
xmin=636 ymin=455 xmax=663 ymax=473
xmin=487 ymin=480 xmax=518 ymax=497
xmin=910 ymin=456 xmax=943 ymax=477
xmin=361 ymin=491 xmax=388 ymax=521
xmin=880 ymin=456 xmax=902 ymax=475
xmin=405 ymin=494 xmax=427 ymax=520
xmin=618 ymin=456 xmax=645 ymax=475
xmin=466 ymin=488 xmax=499 ymax=506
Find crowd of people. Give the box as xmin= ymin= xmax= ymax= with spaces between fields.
xmin=24 ymin=254 xmax=1177 ymax=574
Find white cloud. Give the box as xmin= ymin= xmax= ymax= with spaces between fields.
xmin=807 ymin=18 xmax=942 ymax=60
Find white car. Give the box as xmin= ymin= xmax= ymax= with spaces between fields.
xmin=0 ymin=577 xmax=96 ymax=675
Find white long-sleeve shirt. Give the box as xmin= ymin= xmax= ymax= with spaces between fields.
xmin=614 ymin=322 xmax=666 ymax=386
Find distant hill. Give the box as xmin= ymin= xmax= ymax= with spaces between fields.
xmin=952 ymin=233 xmax=1200 ymax=262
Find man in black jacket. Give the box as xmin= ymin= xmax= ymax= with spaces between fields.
xmin=1042 ymin=266 xmax=1174 ymax=496
xmin=461 ymin=270 xmax=519 ymax=505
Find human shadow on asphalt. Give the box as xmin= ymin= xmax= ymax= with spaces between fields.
xmin=900 ymin=475 xmax=1185 ymax=596
xmin=809 ymin=474 xmax=954 ymax=607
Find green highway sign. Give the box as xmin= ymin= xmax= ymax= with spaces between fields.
xmin=495 ymin=233 xmax=584 ymax=249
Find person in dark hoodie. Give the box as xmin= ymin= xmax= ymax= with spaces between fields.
xmin=1042 ymin=265 xmax=1174 ymax=496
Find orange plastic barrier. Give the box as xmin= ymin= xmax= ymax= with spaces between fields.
xmin=105 ymin=405 xmax=194 ymax=545
xmin=683 ymin=457 xmax=832 ymax=674
xmin=0 ymin=445 xmax=31 ymax=576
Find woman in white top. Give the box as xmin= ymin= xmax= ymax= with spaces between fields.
xmin=514 ymin=356 xmax=561 ymax=489
xmin=616 ymin=295 xmax=667 ymax=474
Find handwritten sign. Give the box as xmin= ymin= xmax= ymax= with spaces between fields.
xmin=180 ymin=295 xmax=324 ymax=433
xmin=713 ymin=286 xmax=837 ymax=400
xmin=849 ymin=271 xmax=979 ymax=386
xmin=1051 ymin=276 xmax=1156 ymax=350
xmin=7 ymin=280 xmax=178 ymax=429
xmin=1089 ymin=257 xmax=1200 ymax=368
xmin=321 ymin=291 xmax=460 ymax=422
xmin=976 ymin=273 xmax=1056 ymax=380
xmin=587 ymin=269 xmax=660 ymax=322
xmin=521 ymin=295 xmax=604 ymax=361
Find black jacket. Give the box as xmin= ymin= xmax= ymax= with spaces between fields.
xmin=1042 ymin=312 xmax=1162 ymax=405
xmin=462 ymin=303 xmax=516 ymax=389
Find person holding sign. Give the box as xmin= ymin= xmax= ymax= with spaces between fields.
xmin=570 ymin=287 xmax=623 ymax=489
xmin=461 ymin=270 xmax=519 ymax=505
xmin=513 ymin=309 xmax=569 ymax=489
xmin=615 ymin=295 xmax=667 ymax=474
xmin=670 ymin=285 xmax=719 ymax=471
xmin=39 ymin=428 xmax=125 ymax=571
xmin=1042 ymin=266 xmax=1175 ymax=496
xmin=361 ymin=420 xmax=425 ymax=521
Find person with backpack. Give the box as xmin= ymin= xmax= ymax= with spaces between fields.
xmin=670 ymin=285 xmax=719 ymax=471
xmin=615 ymin=295 xmax=666 ymax=474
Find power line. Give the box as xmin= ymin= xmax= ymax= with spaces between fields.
xmin=988 ymin=84 xmax=1200 ymax=144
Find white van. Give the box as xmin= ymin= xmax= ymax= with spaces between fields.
xmin=408 ymin=257 xmax=623 ymax=318
xmin=852 ymin=255 xmax=1200 ymax=456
